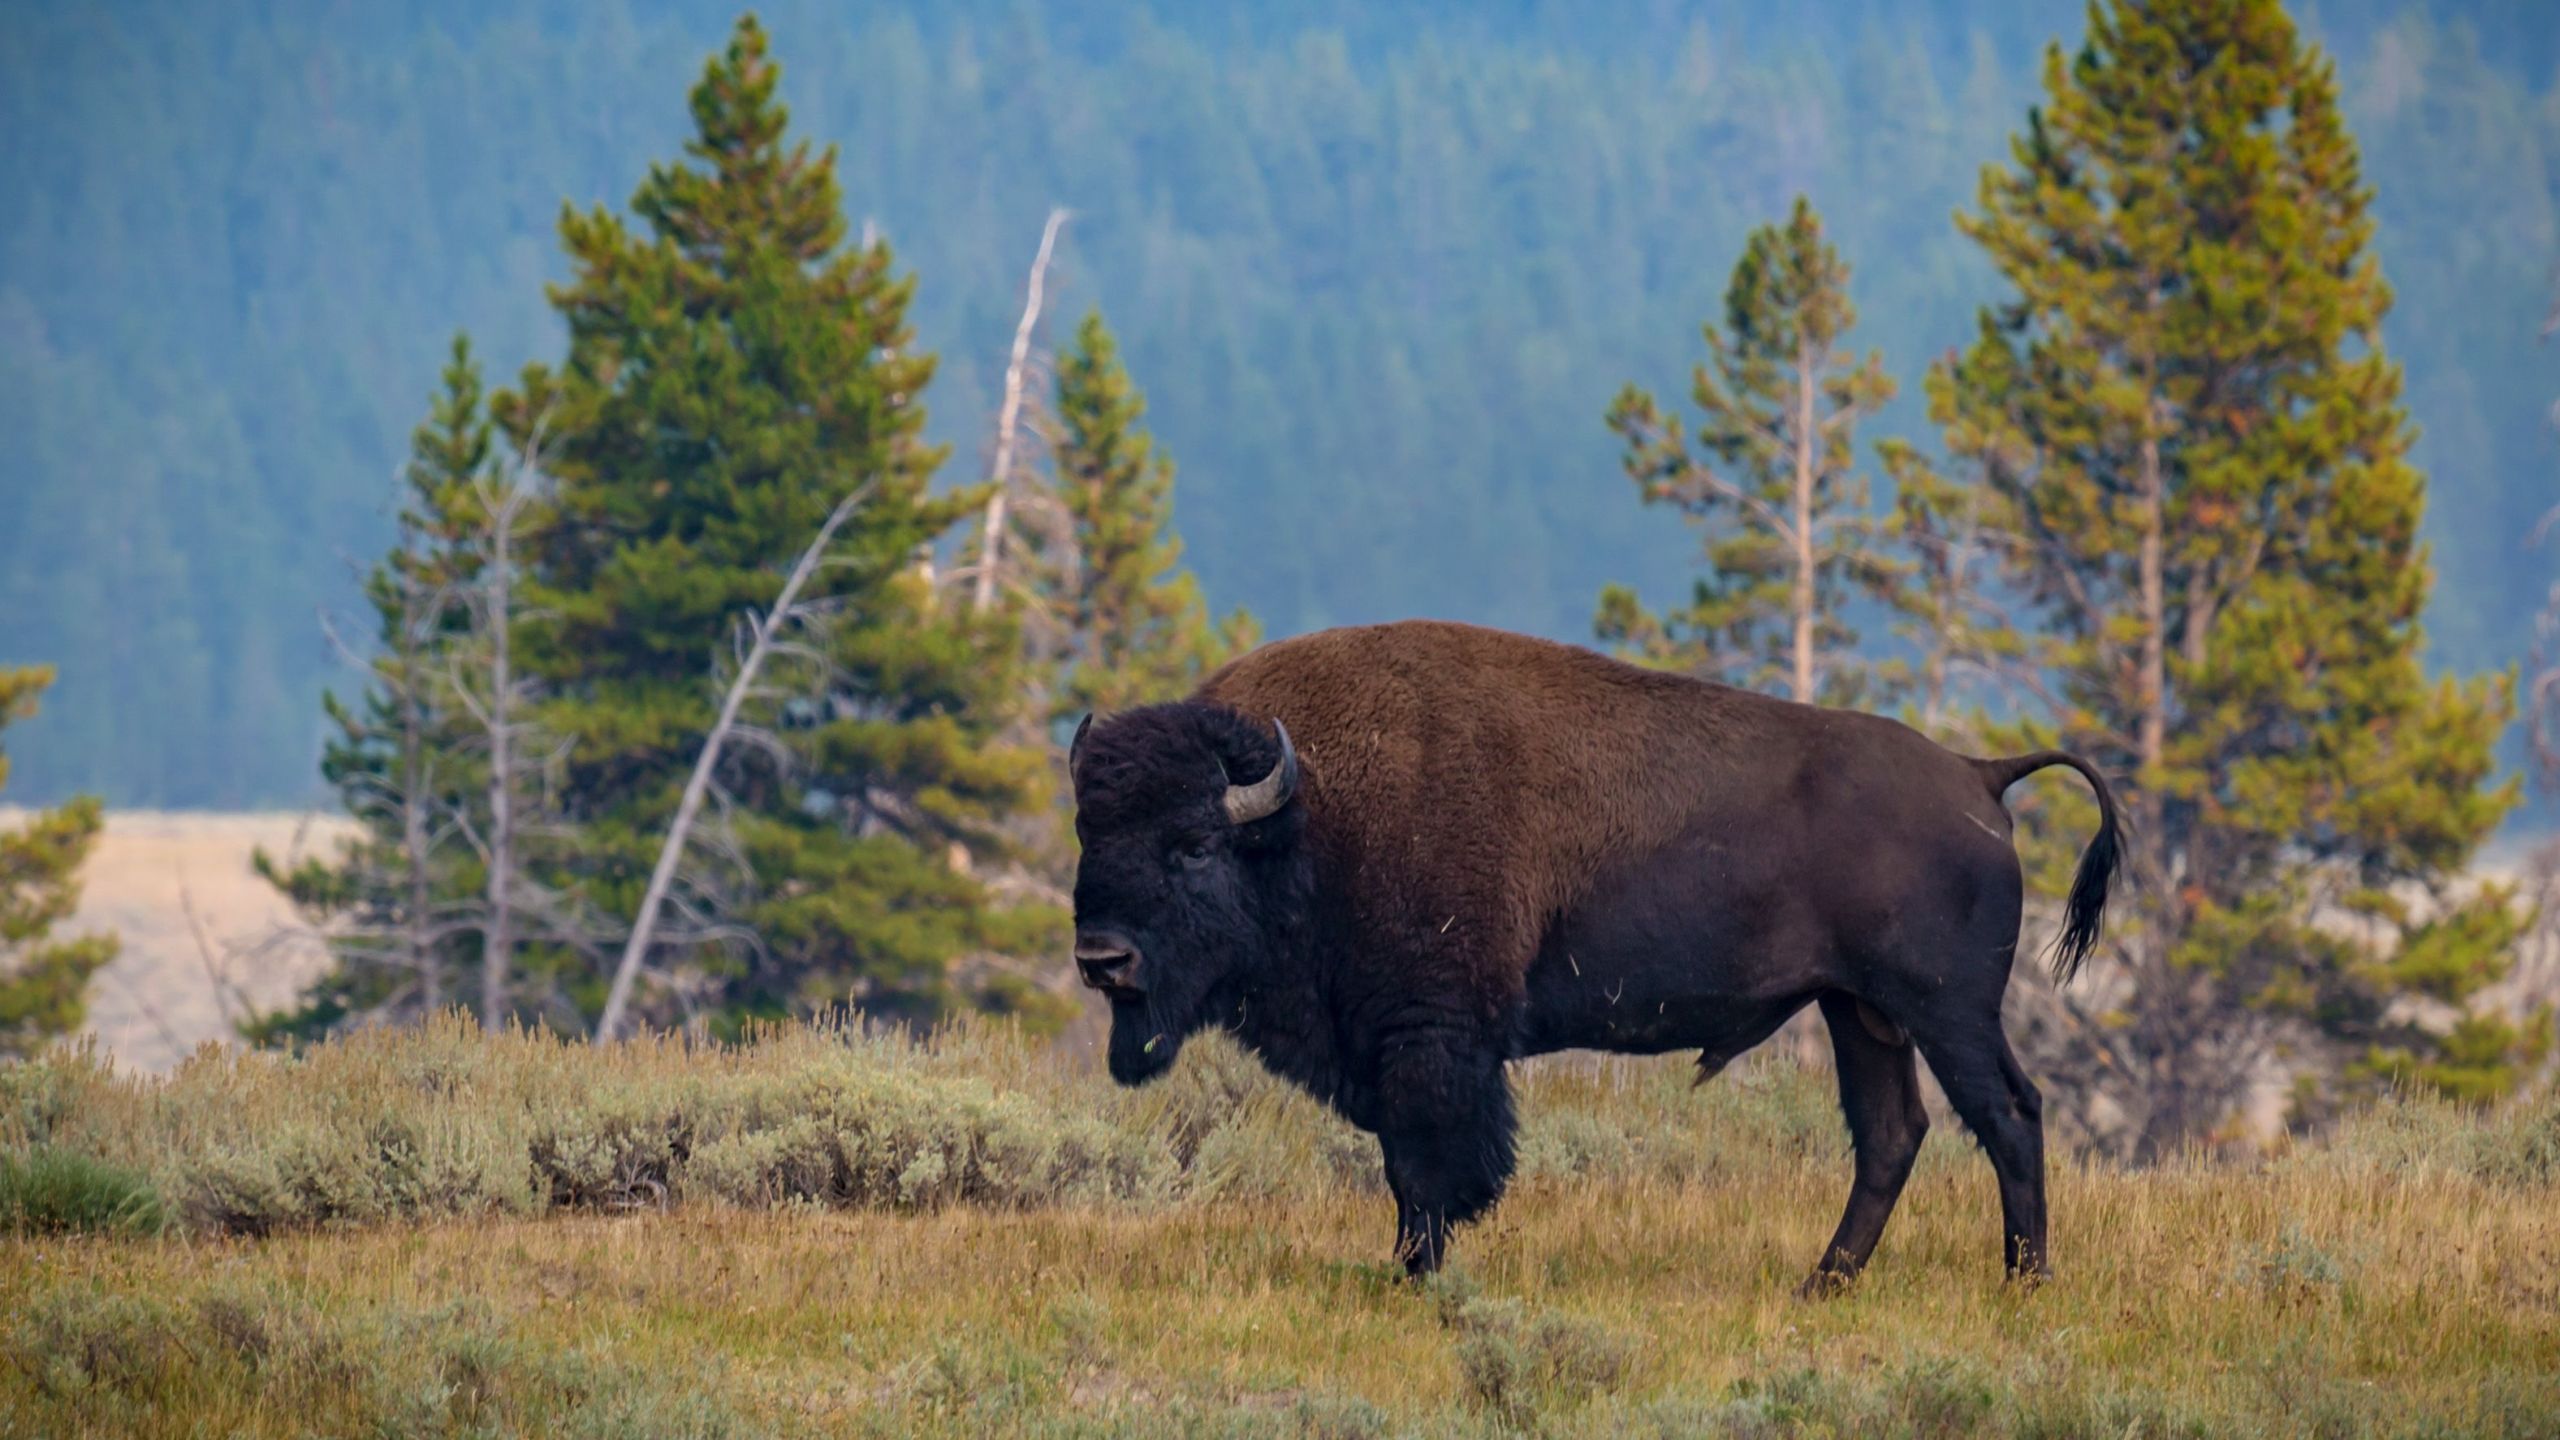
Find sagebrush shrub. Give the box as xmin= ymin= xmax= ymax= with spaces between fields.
xmin=0 ymin=1013 xmax=1928 ymax=1238
xmin=2301 ymin=1085 xmax=2560 ymax=1189
xmin=1431 ymin=1271 xmax=1638 ymax=1424
xmin=0 ymin=1016 xmax=1384 ymax=1234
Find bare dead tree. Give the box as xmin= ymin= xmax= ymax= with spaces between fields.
xmin=444 ymin=423 xmax=548 ymax=1028
xmin=263 ymin=497 xmax=475 ymax=1022
xmin=480 ymin=462 xmax=523 ymax=1027
xmin=970 ymin=208 xmax=1072 ymax=615
xmin=178 ymin=876 xmax=321 ymax=1040
xmin=595 ymin=481 xmax=877 ymax=1042
xmin=260 ymin=423 xmax=620 ymax=1039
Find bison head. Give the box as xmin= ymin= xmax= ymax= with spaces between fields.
xmin=1067 ymin=702 xmax=1308 ymax=1084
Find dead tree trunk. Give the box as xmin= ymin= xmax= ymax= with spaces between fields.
xmin=972 ymin=208 xmax=1071 ymax=614
xmin=394 ymin=591 xmax=440 ymax=1014
xmin=1768 ymin=344 xmax=1826 ymax=1069
xmin=595 ymin=482 xmax=874 ymax=1042
xmin=1790 ymin=338 xmax=1818 ymax=704
xmin=2136 ymin=420 xmax=2167 ymax=853
xmin=445 ymin=430 xmax=549 ymax=1032
xmin=480 ymin=478 xmax=519 ymax=1030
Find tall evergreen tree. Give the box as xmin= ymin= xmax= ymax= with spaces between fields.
xmin=506 ymin=16 xmax=1052 ymax=1031
xmin=256 ymin=335 xmax=568 ymax=1037
xmin=1926 ymin=0 xmax=2526 ymax=1150
xmin=1049 ymin=311 xmax=1257 ymax=721
xmin=0 ymin=666 xmax=116 ymax=1058
xmin=1599 ymin=198 xmax=1902 ymax=706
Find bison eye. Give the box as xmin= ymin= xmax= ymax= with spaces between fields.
xmin=1174 ymin=839 xmax=1215 ymax=870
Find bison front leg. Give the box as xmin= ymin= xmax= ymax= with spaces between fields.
xmin=1376 ymin=1037 xmax=1516 ymax=1278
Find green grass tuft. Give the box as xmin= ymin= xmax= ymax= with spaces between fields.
xmin=0 ymin=1145 xmax=165 ymax=1236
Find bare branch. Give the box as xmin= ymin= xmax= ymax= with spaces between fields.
xmin=100 ymin=965 xmax=190 ymax=1065
xmin=721 ymin=720 xmax=797 ymax=776
xmin=1674 ymin=462 xmax=1801 ymax=548
xmin=316 ymin=608 xmax=373 ymax=671
xmin=2530 ymin=501 xmax=2560 ymax=551
xmin=177 ymin=878 xmax=257 ymax=1034
xmin=595 ymin=480 xmax=879 ymax=1042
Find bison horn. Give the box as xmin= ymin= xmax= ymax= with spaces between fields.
xmin=1222 ymin=718 xmax=1298 ymax=825
xmin=1068 ymin=713 xmax=1094 ymax=782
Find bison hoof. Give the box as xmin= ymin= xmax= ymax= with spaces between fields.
xmin=1795 ymin=1267 xmax=1858 ymax=1301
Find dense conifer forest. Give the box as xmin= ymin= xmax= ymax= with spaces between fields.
xmin=5 ymin=1 xmax=2554 ymax=810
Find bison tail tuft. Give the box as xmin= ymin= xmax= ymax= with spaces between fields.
xmin=2051 ymin=795 xmax=2119 ymax=987
xmin=1971 ymin=750 xmax=2124 ymax=989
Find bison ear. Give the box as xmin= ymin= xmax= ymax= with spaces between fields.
xmin=1068 ymin=713 xmax=1094 ymax=782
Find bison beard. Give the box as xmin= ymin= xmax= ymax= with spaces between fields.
xmin=1068 ymin=620 xmax=2121 ymax=1292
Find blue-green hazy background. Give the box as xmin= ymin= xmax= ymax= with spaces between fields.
xmin=3 ymin=0 xmax=2553 ymax=809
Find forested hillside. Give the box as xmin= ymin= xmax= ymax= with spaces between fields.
xmin=2 ymin=0 xmax=2554 ymax=807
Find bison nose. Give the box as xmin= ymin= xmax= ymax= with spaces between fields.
xmin=1074 ymin=932 xmax=1141 ymax=993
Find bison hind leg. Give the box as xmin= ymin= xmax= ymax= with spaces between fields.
xmin=1908 ymin=1021 xmax=2049 ymax=1282
xmin=1800 ymin=991 xmax=1929 ymax=1298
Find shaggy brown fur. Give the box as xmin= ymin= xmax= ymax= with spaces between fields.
xmin=1070 ymin=619 xmax=2119 ymax=1288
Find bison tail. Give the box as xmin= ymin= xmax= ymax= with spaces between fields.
xmin=1970 ymin=750 xmax=2123 ymax=989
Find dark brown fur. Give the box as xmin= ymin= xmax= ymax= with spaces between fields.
xmin=1069 ymin=619 xmax=2120 ymax=1289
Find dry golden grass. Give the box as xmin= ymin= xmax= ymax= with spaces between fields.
xmin=2 ymin=1022 xmax=2556 ymax=1437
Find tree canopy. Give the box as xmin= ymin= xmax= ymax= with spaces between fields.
xmin=1917 ymin=0 xmax=2528 ymax=1149
xmin=490 ymin=16 xmax=1056 ymax=1031
xmin=0 ymin=667 xmax=116 ymax=1059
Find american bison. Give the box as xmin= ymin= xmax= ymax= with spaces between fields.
xmin=1067 ymin=620 xmax=2118 ymax=1292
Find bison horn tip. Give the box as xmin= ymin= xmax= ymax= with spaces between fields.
xmin=1068 ymin=712 xmax=1094 ymax=780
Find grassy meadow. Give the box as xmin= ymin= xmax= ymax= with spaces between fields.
xmin=2 ymin=1018 xmax=2556 ymax=1438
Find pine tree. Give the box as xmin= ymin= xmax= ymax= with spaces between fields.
xmin=505 ymin=16 xmax=1054 ymax=1032
xmin=256 ymin=335 xmax=533 ymax=1037
xmin=1600 ymin=197 xmax=1902 ymax=706
xmin=1050 ymin=311 xmax=1257 ymax=720
xmin=0 ymin=666 xmax=116 ymax=1058
xmin=1931 ymin=0 xmax=2525 ymax=1149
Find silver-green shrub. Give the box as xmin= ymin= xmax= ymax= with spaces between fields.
xmin=0 ymin=1014 xmax=1857 ymax=1237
